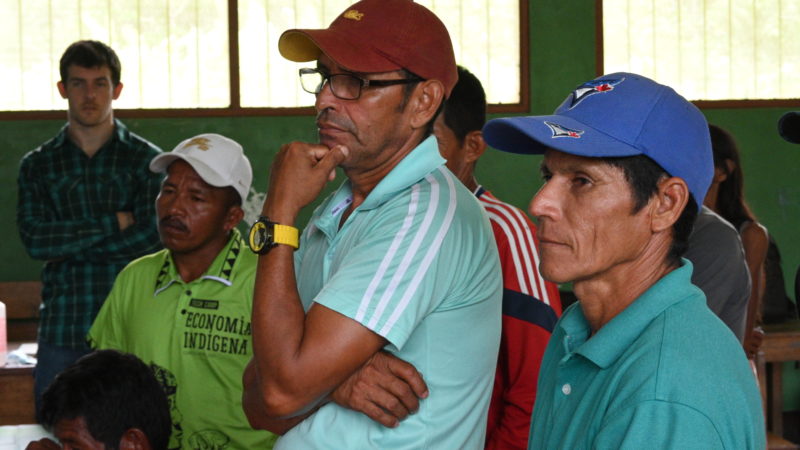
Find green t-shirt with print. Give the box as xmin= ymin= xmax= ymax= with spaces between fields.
xmin=89 ymin=230 xmax=277 ymax=449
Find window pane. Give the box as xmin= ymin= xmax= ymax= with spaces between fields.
xmin=0 ymin=0 xmax=520 ymax=111
xmin=0 ymin=0 xmax=229 ymax=110
xmin=603 ymin=0 xmax=800 ymax=101
xmin=238 ymin=0 xmax=521 ymax=107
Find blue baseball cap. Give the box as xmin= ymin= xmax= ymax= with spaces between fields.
xmin=483 ymin=72 xmax=713 ymax=211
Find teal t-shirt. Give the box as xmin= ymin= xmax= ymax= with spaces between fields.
xmin=89 ymin=230 xmax=277 ymax=450
xmin=529 ymin=260 xmax=765 ymax=449
xmin=277 ymin=136 xmax=503 ymax=449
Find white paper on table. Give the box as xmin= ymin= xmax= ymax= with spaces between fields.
xmin=16 ymin=344 xmax=37 ymax=356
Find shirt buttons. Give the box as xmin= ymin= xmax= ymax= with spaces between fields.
xmin=561 ymin=383 xmax=572 ymax=395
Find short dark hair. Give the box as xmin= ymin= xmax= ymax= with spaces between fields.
xmin=40 ymin=350 xmax=171 ymax=450
xmin=603 ymin=154 xmax=697 ymax=266
xmin=442 ymin=65 xmax=487 ymax=143
xmin=60 ymin=40 xmax=121 ymax=86
xmin=225 ymin=185 xmax=243 ymax=207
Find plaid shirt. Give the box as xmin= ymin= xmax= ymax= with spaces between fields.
xmin=17 ymin=119 xmax=164 ymax=349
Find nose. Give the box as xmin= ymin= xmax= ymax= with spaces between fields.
xmin=529 ymin=180 xmax=560 ymax=221
xmin=315 ymin=79 xmax=339 ymax=112
xmin=157 ymin=192 xmax=185 ymax=218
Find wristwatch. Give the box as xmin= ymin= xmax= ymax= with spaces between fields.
xmin=248 ymin=216 xmax=299 ymax=254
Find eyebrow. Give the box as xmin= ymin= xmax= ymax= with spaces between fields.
xmin=162 ymin=176 xmax=214 ymax=193
xmin=539 ymin=160 xmax=551 ymax=175
xmin=315 ymin=61 xmax=362 ymax=77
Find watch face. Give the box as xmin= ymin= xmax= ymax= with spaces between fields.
xmin=249 ymin=220 xmax=272 ymax=253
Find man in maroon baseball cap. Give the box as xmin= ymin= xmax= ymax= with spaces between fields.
xmin=243 ymin=1 xmax=503 ymax=448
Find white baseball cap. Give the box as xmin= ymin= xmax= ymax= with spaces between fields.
xmin=149 ymin=133 xmax=253 ymax=203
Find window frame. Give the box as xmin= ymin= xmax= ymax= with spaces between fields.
xmin=0 ymin=0 xmax=529 ymax=120
xmin=594 ymin=0 xmax=800 ymax=109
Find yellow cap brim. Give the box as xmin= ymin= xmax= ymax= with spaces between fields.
xmin=278 ymin=30 xmax=323 ymax=62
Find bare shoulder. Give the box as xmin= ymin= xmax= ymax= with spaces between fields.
xmin=739 ymin=221 xmax=769 ymax=262
xmin=740 ymin=221 xmax=768 ymax=247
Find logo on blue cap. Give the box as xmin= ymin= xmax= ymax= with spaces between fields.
xmin=569 ymin=77 xmax=625 ymax=109
xmin=545 ymin=121 xmax=584 ymax=139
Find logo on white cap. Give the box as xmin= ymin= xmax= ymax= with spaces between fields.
xmin=183 ymin=137 xmax=212 ymax=151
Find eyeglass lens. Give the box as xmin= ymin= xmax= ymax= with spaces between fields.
xmin=300 ymin=70 xmax=361 ymax=100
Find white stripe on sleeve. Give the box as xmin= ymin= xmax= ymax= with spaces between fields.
xmin=380 ymin=169 xmax=457 ymax=336
xmin=355 ymin=185 xmax=421 ymax=322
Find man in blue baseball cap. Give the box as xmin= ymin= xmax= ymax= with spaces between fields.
xmin=484 ymin=73 xmax=765 ymax=448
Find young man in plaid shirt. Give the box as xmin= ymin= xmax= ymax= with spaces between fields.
xmin=16 ymin=40 xmax=163 ymax=416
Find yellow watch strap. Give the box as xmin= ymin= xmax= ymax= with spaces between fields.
xmin=273 ymin=223 xmax=299 ymax=249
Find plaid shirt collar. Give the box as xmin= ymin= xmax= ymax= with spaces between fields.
xmin=53 ymin=118 xmax=130 ymax=150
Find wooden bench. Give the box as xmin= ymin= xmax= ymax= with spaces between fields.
xmin=1 ymin=281 xmax=42 ymax=342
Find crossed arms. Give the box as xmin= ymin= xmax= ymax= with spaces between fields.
xmin=242 ymin=142 xmax=426 ymax=433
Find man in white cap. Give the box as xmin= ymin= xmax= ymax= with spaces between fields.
xmin=88 ymin=134 xmax=278 ymax=449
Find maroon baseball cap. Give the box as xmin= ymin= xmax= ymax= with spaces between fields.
xmin=278 ymin=0 xmax=458 ymax=97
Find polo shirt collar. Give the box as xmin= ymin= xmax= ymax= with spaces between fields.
xmin=564 ymin=260 xmax=700 ymax=369
xmin=153 ymin=229 xmax=243 ymax=296
xmin=314 ymin=136 xmax=445 ymax=234
xmin=360 ymin=136 xmax=445 ymax=210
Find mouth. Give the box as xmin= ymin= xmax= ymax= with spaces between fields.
xmin=159 ymin=217 xmax=189 ymax=235
xmin=316 ymin=120 xmax=347 ymax=134
xmin=538 ymin=239 xmax=564 ymax=249
xmin=316 ymin=109 xmax=354 ymax=133
xmin=316 ymin=123 xmax=351 ymax=149
xmin=536 ymin=232 xmax=567 ymax=248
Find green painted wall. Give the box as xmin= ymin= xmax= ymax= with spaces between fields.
xmin=2 ymin=0 xmax=798 ymax=409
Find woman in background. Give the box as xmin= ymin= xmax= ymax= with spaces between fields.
xmin=704 ymin=124 xmax=769 ymax=358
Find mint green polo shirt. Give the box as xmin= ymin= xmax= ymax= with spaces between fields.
xmin=529 ymin=261 xmax=765 ymax=449
xmin=88 ymin=230 xmax=277 ymax=450
xmin=277 ymin=136 xmax=503 ymax=449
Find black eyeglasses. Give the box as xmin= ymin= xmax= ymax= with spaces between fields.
xmin=299 ymin=68 xmax=422 ymax=100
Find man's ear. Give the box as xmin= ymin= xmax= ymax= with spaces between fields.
xmin=224 ymin=205 xmax=245 ymax=232
xmin=463 ymin=130 xmax=487 ymax=164
xmin=650 ymin=176 xmax=689 ymax=233
xmin=409 ymin=80 xmax=445 ymax=130
xmin=112 ymin=82 xmax=124 ymax=100
xmin=57 ymin=81 xmax=67 ymax=99
xmin=119 ymin=428 xmax=151 ymax=450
